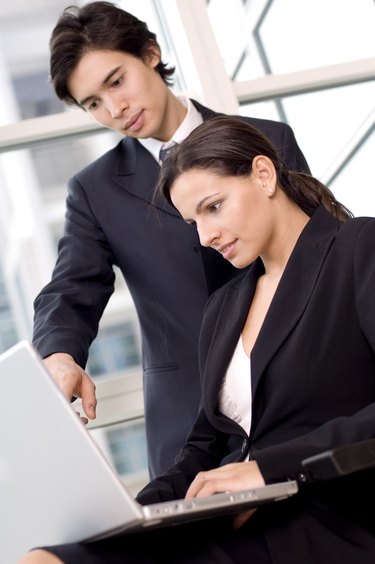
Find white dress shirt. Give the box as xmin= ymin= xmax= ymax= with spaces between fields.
xmin=138 ymin=96 xmax=204 ymax=164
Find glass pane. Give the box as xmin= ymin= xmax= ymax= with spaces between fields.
xmin=89 ymin=419 xmax=149 ymax=493
xmin=0 ymin=133 xmax=141 ymax=378
xmin=260 ymin=0 xmax=375 ymax=74
xmin=0 ymin=0 xmax=183 ymax=126
xmin=281 ymin=82 xmax=375 ymax=186
xmin=208 ymin=0 xmax=375 ymax=79
xmin=330 ymin=130 xmax=375 ymax=218
xmin=240 ymin=80 xmax=375 ymax=217
xmin=0 ymin=0 xmax=68 ymax=125
xmin=30 ymin=131 xmax=121 ymax=198
xmin=87 ymin=321 xmax=141 ymax=378
xmin=0 ymin=269 xmax=19 ymax=353
xmin=0 ymin=0 xmax=160 ymax=385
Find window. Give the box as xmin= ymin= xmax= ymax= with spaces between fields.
xmin=0 ymin=269 xmax=19 ymax=352
xmin=87 ymin=322 xmax=141 ymax=378
xmin=1 ymin=0 xmax=374 ymax=486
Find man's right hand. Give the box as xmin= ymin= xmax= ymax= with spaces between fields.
xmin=42 ymin=353 xmax=97 ymax=422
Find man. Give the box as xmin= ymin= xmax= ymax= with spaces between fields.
xmin=33 ymin=1 xmax=310 ymax=478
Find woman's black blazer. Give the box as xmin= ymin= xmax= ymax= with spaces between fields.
xmin=139 ymin=207 xmax=375 ymax=563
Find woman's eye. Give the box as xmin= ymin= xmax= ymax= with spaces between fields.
xmin=208 ymin=202 xmax=221 ymax=213
xmin=112 ymin=77 xmax=122 ymax=87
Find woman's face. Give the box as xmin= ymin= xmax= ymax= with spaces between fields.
xmin=170 ymin=161 xmax=276 ymax=269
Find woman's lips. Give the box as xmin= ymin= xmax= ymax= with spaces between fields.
xmin=218 ymin=240 xmax=237 ymax=260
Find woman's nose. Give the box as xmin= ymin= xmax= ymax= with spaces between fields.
xmin=198 ymin=224 xmax=219 ymax=248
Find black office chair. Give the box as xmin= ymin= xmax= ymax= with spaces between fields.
xmin=302 ymin=438 xmax=375 ymax=480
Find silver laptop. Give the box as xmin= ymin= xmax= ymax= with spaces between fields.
xmin=0 ymin=341 xmax=298 ymax=563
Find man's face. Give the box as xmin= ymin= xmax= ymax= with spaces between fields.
xmin=68 ymin=49 xmax=175 ymax=141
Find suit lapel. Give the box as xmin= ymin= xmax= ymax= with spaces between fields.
xmin=191 ymin=100 xmax=218 ymax=120
xmin=202 ymin=263 xmax=261 ymax=418
xmin=110 ymin=100 xmax=220 ymax=216
xmin=203 ymin=206 xmax=341 ymax=424
xmin=111 ymin=137 xmax=180 ymax=216
xmin=251 ymin=206 xmax=341 ymax=395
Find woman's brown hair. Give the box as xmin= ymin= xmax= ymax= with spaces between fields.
xmin=158 ymin=116 xmax=352 ymax=222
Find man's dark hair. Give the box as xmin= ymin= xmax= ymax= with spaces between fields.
xmin=50 ymin=1 xmax=175 ymax=106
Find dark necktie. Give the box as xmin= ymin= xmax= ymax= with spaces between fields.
xmin=159 ymin=146 xmax=172 ymax=163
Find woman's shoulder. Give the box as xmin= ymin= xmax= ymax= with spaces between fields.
xmin=339 ymin=215 xmax=375 ymax=237
xmin=335 ymin=215 xmax=375 ymax=260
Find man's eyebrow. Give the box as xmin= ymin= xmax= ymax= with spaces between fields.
xmin=79 ymin=66 xmax=122 ymax=106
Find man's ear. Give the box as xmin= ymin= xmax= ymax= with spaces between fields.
xmin=145 ymin=41 xmax=161 ymax=68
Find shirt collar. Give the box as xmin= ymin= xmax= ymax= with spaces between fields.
xmin=138 ymin=96 xmax=203 ymax=163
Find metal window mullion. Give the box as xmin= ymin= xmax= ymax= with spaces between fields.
xmin=234 ymin=57 xmax=375 ymax=103
xmin=159 ymin=0 xmax=239 ymax=114
xmin=0 ymin=109 xmax=102 ymax=153
xmin=0 ymin=58 xmax=374 ymax=154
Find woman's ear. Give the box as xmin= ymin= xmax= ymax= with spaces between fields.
xmin=252 ymin=155 xmax=277 ymax=196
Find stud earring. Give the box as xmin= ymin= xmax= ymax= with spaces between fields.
xmin=267 ymin=186 xmax=274 ymax=195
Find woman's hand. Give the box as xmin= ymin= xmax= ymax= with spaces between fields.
xmin=186 ymin=460 xmax=265 ymax=499
xmin=185 ymin=461 xmax=265 ymax=528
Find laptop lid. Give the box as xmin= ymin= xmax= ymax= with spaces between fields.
xmin=0 ymin=341 xmax=298 ymax=563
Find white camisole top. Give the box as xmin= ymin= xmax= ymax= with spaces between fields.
xmin=218 ymin=336 xmax=252 ymax=436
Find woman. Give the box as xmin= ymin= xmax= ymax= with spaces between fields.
xmin=20 ymin=117 xmax=375 ymax=563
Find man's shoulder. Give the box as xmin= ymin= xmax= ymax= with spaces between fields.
xmin=73 ymin=136 xmax=146 ymax=181
xmin=191 ymin=99 xmax=291 ymax=133
xmin=228 ymin=114 xmax=293 ymax=141
xmin=73 ymin=137 xmax=122 ymax=180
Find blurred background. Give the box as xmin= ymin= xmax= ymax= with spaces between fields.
xmin=0 ymin=0 xmax=374 ymax=492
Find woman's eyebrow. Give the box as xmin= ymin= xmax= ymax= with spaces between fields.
xmin=196 ymin=193 xmax=219 ymax=214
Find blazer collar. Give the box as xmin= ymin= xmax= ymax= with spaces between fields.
xmin=203 ymin=206 xmax=341 ymax=412
xmin=111 ymin=137 xmax=177 ymax=215
xmin=201 ymin=262 xmax=260 ymax=425
xmin=253 ymin=207 xmax=341 ymax=397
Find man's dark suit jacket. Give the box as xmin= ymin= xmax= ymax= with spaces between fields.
xmin=32 ymin=100 xmax=310 ymax=478
xmin=137 ymin=207 xmax=375 ymax=563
